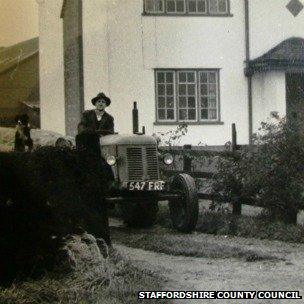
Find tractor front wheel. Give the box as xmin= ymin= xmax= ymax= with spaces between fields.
xmin=168 ymin=173 xmax=198 ymax=233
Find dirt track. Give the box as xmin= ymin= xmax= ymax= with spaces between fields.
xmin=111 ymin=219 xmax=304 ymax=304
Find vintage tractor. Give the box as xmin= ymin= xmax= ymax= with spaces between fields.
xmin=57 ymin=102 xmax=199 ymax=233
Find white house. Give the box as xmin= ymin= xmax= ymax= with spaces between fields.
xmin=38 ymin=0 xmax=304 ymax=145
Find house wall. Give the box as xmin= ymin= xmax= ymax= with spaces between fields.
xmin=250 ymin=0 xmax=304 ymax=60
xmin=82 ymin=0 xmax=248 ymax=145
xmin=252 ymin=71 xmax=286 ymax=133
xmin=249 ymin=0 xmax=304 ymax=132
xmin=38 ymin=0 xmax=65 ymax=134
xmin=38 ymin=0 xmax=304 ymax=143
xmin=82 ymin=0 xmax=109 ymax=105
xmin=0 ymin=55 xmax=39 ymax=126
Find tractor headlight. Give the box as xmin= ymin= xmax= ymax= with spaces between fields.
xmin=163 ymin=153 xmax=173 ymax=165
xmin=106 ymin=155 xmax=116 ymax=166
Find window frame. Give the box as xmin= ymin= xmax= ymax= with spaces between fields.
xmin=155 ymin=70 xmax=177 ymax=122
xmin=155 ymin=68 xmax=222 ymax=125
xmin=143 ymin=0 xmax=231 ymax=16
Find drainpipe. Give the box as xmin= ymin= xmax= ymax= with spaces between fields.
xmin=244 ymin=0 xmax=253 ymax=145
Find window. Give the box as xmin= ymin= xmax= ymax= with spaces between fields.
xmin=145 ymin=0 xmax=164 ymax=13
xmin=209 ymin=0 xmax=228 ymax=14
xmin=166 ymin=0 xmax=186 ymax=13
xmin=188 ymin=0 xmax=207 ymax=14
xmin=156 ymin=71 xmax=176 ymax=121
xmin=144 ymin=0 xmax=229 ymax=15
xmin=156 ymin=69 xmax=220 ymax=123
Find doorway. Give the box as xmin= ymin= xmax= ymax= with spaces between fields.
xmin=286 ymin=72 xmax=304 ymax=132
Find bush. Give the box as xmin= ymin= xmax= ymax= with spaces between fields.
xmin=212 ymin=120 xmax=304 ymax=224
xmin=0 ymin=147 xmax=110 ymax=285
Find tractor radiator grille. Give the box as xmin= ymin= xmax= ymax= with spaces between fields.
xmin=126 ymin=146 xmax=159 ymax=181
xmin=127 ymin=147 xmax=144 ymax=180
xmin=146 ymin=146 xmax=159 ymax=179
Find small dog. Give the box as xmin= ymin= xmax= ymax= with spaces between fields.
xmin=14 ymin=114 xmax=33 ymax=152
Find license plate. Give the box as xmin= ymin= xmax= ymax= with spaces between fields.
xmin=124 ymin=181 xmax=165 ymax=191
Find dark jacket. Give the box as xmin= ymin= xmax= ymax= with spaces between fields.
xmin=78 ymin=110 xmax=114 ymax=136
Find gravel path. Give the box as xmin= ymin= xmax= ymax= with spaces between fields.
xmin=112 ymin=221 xmax=304 ymax=304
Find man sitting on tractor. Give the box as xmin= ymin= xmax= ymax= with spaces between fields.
xmin=78 ymin=92 xmax=114 ymax=136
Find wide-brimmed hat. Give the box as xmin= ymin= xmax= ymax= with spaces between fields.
xmin=91 ymin=92 xmax=111 ymax=106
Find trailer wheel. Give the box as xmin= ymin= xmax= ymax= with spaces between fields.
xmin=121 ymin=200 xmax=158 ymax=228
xmin=169 ymin=173 xmax=198 ymax=233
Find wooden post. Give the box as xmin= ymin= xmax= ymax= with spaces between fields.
xmin=231 ymin=123 xmax=242 ymax=216
xmin=183 ymin=144 xmax=192 ymax=172
xmin=231 ymin=123 xmax=237 ymax=152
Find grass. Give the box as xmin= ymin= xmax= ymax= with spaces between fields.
xmin=110 ymin=202 xmax=303 ymax=261
xmin=195 ymin=207 xmax=304 ymax=243
xmin=0 ymin=248 xmax=168 ymax=304
xmin=156 ymin=202 xmax=304 ymax=244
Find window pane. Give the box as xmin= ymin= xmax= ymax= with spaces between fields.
xmin=158 ymin=109 xmax=166 ymax=119
xmin=208 ymin=98 xmax=216 ymax=108
xmin=197 ymin=0 xmax=206 ymax=12
xmin=158 ymin=97 xmax=165 ymax=108
xmin=179 ymin=84 xmax=187 ymax=95
xmin=209 ymin=72 xmax=216 ymax=83
xmin=209 ymin=109 xmax=217 ymax=119
xmin=179 ymin=72 xmax=187 ymax=82
xmin=156 ymin=0 xmax=164 ymax=11
xmin=188 ymin=96 xmax=196 ymax=108
xmin=179 ymin=109 xmax=187 ymax=120
xmin=188 ymin=84 xmax=195 ymax=95
xmin=200 ymin=72 xmax=208 ymax=83
xmin=166 ymin=72 xmax=173 ymax=82
xmin=145 ymin=0 xmax=154 ymax=11
xmin=209 ymin=84 xmax=216 ymax=95
xmin=166 ymin=97 xmax=174 ymax=108
xmin=167 ymin=0 xmax=176 ymax=12
xmin=209 ymin=0 xmax=218 ymax=13
xmin=179 ymin=96 xmax=187 ymax=108
xmin=166 ymin=84 xmax=173 ymax=95
xmin=176 ymin=0 xmax=185 ymax=12
xmin=201 ymin=97 xmax=208 ymax=107
xmin=201 ymin=109 xmax=208 ymax=119
xmin=218 ymin=0 xmax=227 ymax=12
xmin=188 ymin=0 xmax=196 ymax=12
xmin=167 ymin=109 xmax=175 ymax=119
xmin=158 ymin=84 xmax=165 ymax=95
xmin=157 ymin=72 xmax=165 ymax=83
xmin=187 ymin=72 xmax=195 ymax=82
xmin=188 ymin=109 xmax=196 ymax=120
xmin=201 ymin=84 xmax=208 ymax=95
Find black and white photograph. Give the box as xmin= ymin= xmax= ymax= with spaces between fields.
xmin=1 ymin=0 xmax=304 ymax=303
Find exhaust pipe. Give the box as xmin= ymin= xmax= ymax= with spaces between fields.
xmin=132 ymin=101 xmax=139 ymax=134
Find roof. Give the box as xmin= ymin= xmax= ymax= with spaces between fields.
xmin=248 ymin=37 xmax=304 ymax=74
xmin=0 ymin=37 xmax=39 ymax=74
xmin=20 ymin=86 xmax=40 ymax=108
xmin=60 ymin=0 xmax=67 ymax=18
